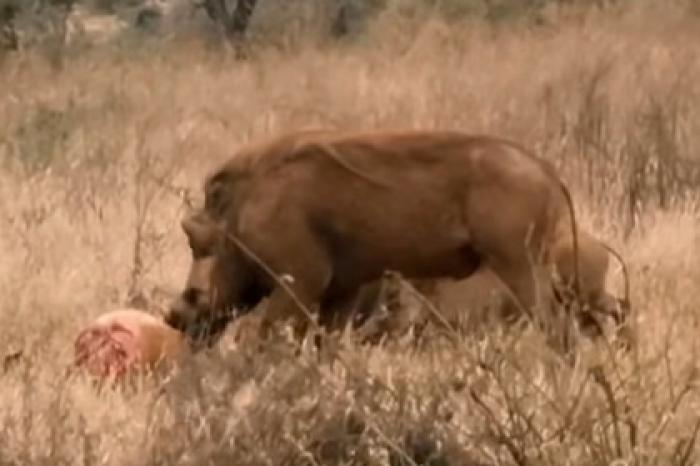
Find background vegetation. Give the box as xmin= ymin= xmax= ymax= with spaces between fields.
xmin=2 ymin=0 xmax=700 ymax=464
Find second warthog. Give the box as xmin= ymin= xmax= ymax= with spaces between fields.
xmin=165 ymin=129 xmax=631 ymax=352
xmin=355 ymin=228 xmax=630 ymax=347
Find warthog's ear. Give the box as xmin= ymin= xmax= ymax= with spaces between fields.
xmin=181 ymin=211 xmax=219 ymax=254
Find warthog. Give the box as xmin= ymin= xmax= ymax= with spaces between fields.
xmin=164 ymin=129 xmax=629 ymax=351
xmin=355 ymin=228 xmax=630 ymax=347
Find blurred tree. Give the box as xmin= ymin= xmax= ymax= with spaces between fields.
xmin=0 ymin=1 xmax=19 ymax=50
xmin=194 ymin=0 xmax=384 ymax=43
xmin=195 ymin=0 xmax=257 ymax=40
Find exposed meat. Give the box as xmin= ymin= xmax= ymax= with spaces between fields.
xmin=74 ymin=308 xmax=186 ymax=379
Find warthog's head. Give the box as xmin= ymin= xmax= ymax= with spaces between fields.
xmin=164 ymin=209 xmax=268 ymax=347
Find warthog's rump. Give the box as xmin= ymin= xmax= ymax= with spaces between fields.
xmin=74 ymin=308 xmax=185 ymax=379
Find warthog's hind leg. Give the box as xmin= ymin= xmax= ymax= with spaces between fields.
xmin=488 ymin=257 xmax=580 ymax=354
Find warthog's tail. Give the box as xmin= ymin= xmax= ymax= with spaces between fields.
xmin=524 ymin=145 xmax=581 ymax=301
xmin=600 ymin=241 xmax=631 ymax=326
xmin=556 ymin=179 xmax=582 ymax=300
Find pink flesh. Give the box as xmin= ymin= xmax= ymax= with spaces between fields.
xmin=74 ymin=321 xmax=143 ymax=379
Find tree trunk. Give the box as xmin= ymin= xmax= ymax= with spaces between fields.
xmin=203 ymin=0 xmax=257 ymax=40
xmin=226 ymin=0 xmax=256 ymax=39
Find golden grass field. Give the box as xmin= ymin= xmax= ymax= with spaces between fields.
xmin=1 ymin=1 xmax=700 ymax=464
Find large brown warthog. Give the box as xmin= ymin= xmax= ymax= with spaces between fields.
xmin=165 ymin=129 xmax=630 ymax=352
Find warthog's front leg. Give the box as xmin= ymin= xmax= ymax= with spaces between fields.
xmin=254 ymin=244 xmax=331 ymax=345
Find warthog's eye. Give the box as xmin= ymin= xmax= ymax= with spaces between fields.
xmin=185 ymin=228 xmax=214 ymax=259
xmin=182 ymin=287 xmax=201 ymax=305
xmin=182 ymin=211 xmax=220 ymax=259
xmin=188 ymin=241 xmax=211 ymax=259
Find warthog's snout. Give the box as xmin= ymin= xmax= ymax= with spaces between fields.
xmin=165 ymin=287 xmax=206 ymax=331
xmin=165 ymin=289 xmax=233 ymax=349
xmin=163 ymin=296 xmax=191 ymax=334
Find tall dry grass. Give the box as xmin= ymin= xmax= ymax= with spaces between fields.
xmin=1 ymin=2 xmax=700 ymax=464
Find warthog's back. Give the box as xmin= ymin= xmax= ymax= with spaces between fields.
xmin=226 ymin=130 xmax=570 ymax=279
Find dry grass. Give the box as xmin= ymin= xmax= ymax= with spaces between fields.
xmin=2 ymin=2 xmax=700 ymax=465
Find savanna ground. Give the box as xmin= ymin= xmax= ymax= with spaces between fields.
xmin=2 ymin=1 xmax=700 ymax=464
